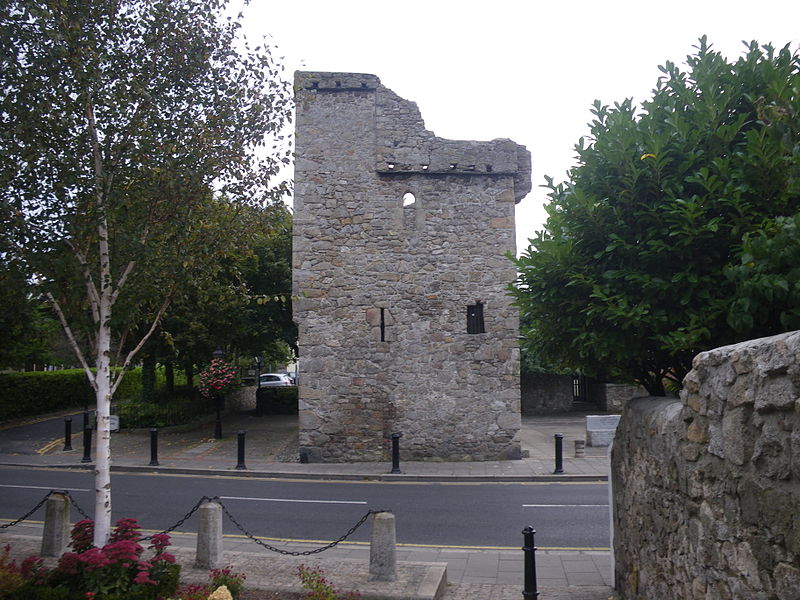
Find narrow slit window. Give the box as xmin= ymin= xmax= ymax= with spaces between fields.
xmin=380 ymin=308 xmax=386 ymax=341
xmin=467 ymin=303 xmax=485 ymax=334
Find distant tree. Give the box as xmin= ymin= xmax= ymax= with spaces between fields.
xmin=154 ymin=203 xmax=296 ymax=378
xmin=511 ymin=38 xmax=800 ymax=395
xmin=0 ymin=261 xmax=61 ymax=370
xmin=0 ymin=0 xmax=292 ymax=544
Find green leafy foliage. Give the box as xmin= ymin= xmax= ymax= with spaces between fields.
xmin=0 ymin=369 xmax=141 ymax=421
xmin=255 ymin=386 xmax=299 ymax=415
xmin=297 ymin=565 xmax=360 ymax=600
xmin=0 ymin=0 xmax=292 ymax=386
xmin=512 ymin=38 xmax=800 ymax=394
xmin=726 ymin=213 xmax=800 ymax=334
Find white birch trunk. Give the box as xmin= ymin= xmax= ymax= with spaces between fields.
xmin=93 ymin=294 xmax=113 ymax=547
xmin=92 ymin=206 xmax=114 ymax=546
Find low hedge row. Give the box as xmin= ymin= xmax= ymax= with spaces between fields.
xmin=255 ymin=386 xmax=299 ymax=415
xmin=115 ymin=389 xmax=214 ymax=429
xmin=0 ymin=369 xmax=142 ymax=421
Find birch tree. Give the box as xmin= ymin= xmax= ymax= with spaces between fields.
xmin=0 ymin=0 xmax=292 ymax=545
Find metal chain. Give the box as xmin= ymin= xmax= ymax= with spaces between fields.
xmin=1 ymin=492 xmax=387 ymax=558
xmin=64 ymin=491 xmax=91 ymax=520
xmin=140 ymin=496 xmax=213 ymax=541
xmin=216 ymin=498 xmax=382 ymax=556
xmin=0 ymin=491 xmax=52 ymax=529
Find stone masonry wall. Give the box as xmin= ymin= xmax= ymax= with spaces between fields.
xmin=611 ymin=331 xmax=800 ymax=599
xmin=601 ymin=383 xmax=646 ymax=413
xmin=293 ymin=72 xmax=531 ymax=462
xmin=520 ymin=373 xmax=573 ymax=414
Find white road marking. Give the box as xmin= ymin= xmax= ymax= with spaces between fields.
xmin=522 ymin=504 xmax=608 ymax=507
xmin=0 ymin=484 xmax=90 ymax=492
xmin=219 ymin=496 xmax=367 ymax=505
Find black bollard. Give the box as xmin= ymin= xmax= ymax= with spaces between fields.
xmin=83 ymin=410 xmax=90 ymax=431
xmin=553 ymin=433 xmax=564 ymax=474
xmin=63 ymin=417 xmax=73 ymax=451
xmin=149 ymin=428 xmax=159 ymax=466
xmin=522 ymin=526 xmax=540 ymax=598
xmin=390 ymin=432 xmax=403 ymax=474
xmin=81 ymin=426 xmax=92 ymax=463
xmin=235 ymin=430 xmax=246 ymax=470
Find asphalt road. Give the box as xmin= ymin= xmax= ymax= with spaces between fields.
xmin=0 ymin=412 xmax=87 ymax=455
xmin=0 ymin=466 xmax=610 ymax=549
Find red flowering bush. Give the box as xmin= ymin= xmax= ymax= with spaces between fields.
xmin=12 ymin=518 xmax=180 ymax=600
xmin=0 ymin=544 xmax=25 ymax=598
xmin=198 ymin=359 xmax=238 ymax=399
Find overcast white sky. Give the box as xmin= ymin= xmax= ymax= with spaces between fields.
xmin=241 ymin=0 xmax=800 ymax=255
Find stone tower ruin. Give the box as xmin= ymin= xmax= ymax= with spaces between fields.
xmin=293 ymin=71 xmax=531 ymax=462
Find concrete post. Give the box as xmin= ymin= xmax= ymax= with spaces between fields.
xmin=574 ymin=439 xmax=586 ymax=458
xmin=195 ymin=501 xmax=223 ymax=569
xmin=41 ymin=493 xmax=70 ymax=557
xmin=368 ymin=511 xmax=397 ymax=582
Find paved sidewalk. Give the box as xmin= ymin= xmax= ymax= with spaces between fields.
xmin=1 ymin=524 xmax=614 ymax=600
xmin=0 ymin=411 xmax=611 ymax=481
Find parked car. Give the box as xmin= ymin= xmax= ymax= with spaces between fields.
xmin=259 ymin=373 xmax=294 ymax=387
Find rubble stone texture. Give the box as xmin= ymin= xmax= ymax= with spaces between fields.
xmin=293 ymin=71 xmax=531 ymax=462
xmin=611 ymin=330 xmax=800 ymax=599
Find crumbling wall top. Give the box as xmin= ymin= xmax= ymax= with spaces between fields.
xmin=295 ymin=71 xmax=532 ymax=202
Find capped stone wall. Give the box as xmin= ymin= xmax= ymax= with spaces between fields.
xmin=611 ymin=331 xmax=800 ymax=599
xmin=293 ymin=71 xmax=531 ymax=462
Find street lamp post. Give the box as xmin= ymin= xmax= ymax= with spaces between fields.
xmin=255 ymin=356 xmax=262 ymax=389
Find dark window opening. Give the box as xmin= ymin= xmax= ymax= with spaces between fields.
xmin=380 ymin=308 xmax=386 ymax=342
xmin=467 ymin=303 xmax=485 ymax=334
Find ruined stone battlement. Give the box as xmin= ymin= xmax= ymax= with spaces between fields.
xmin=293 ymin=71 xmax=529 ymax=462
xmin=296 ymin=71 xmax=532 ymax=199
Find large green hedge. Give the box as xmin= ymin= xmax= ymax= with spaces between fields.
xmin=0 ymin=368 xmax=142 ymax=421
xmin=255 ymin=386 xmax=298 ymax=415
xmin=116 ymin=389 xmax=214 ymax=429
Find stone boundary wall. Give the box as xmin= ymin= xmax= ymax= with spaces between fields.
xmin=602 ymin=383 xmax=646 ymax=412
xmin=226 ymin=385 xmax=255 ymax=412
xmin=520 ymin=373 xmax=572 ymax=414
xmin=611 ymin=331 xmax=800 ymax=599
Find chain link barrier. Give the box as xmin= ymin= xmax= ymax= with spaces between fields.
xmin=0 ymin=492 xmax=52 ymax=530
xmin=213 ymin=496 xmax=383 ymax=556
xmin=66 ymin=491 xmax=91 ymax=520
xmin=0 ymin=489 xmax=93 ymax=529
xmin=139 ymin=496 xmax=212 ymax=542
xmin=2 ymin=492 xmax=387 ymax=557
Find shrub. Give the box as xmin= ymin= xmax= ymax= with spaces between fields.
xmin=0 ymin=369 xmax=141 ymax=421
xmin=9 ymin=518 xmax=180 ymax=600
xmin=171 ymin=566 xmax=246 ymax=600
xmin=297 ymin=565 xmax=359 ymax=600
xmin=116 ymin=391 xmax=214 ymax=429
xmin=208 ymin=567 xmax=245 ymax=599
xmin=0 ymin=544 xmax=25 ymax=599
xmin=255 ymin=386 xmax=298 ymax=415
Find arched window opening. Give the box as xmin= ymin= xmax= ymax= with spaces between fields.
xmin=403 ymin=192 xmax=416 ymax=207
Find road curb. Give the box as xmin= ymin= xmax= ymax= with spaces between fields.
xmin=0 ymin=461 xmax=607 ymax=483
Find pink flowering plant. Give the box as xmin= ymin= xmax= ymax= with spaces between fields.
xmin=198 ymin=359 xmax=238 ymax=399
xmin=298 ymin=565 xmax=360 ymax=600
xmin=11 ymin=517 xmax=180 ymax=600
